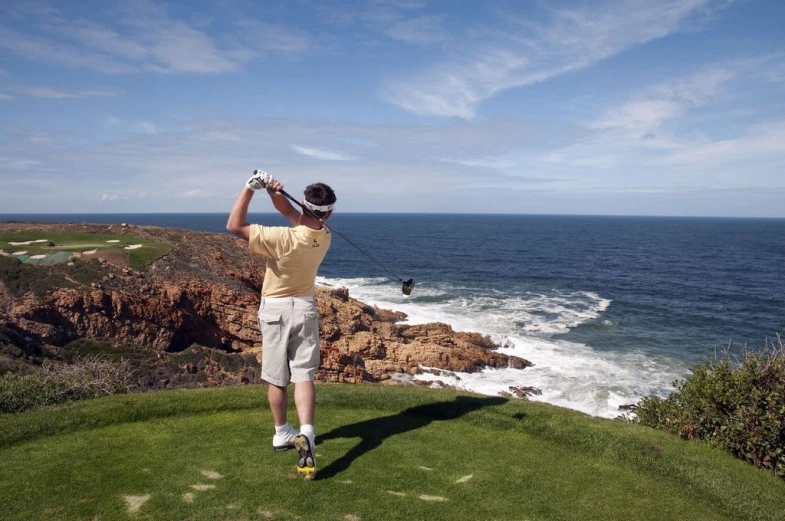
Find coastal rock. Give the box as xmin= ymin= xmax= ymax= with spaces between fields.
xmin=508 ymin=386 xmax=543 ymax=398
xmin=0 ymin=222 xmax=531 ymax=385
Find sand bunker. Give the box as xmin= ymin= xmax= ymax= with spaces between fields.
xmin=82 ymin=249 xmax=98 ymax=255
xmin=201 ymin=470 xmax=223 ymax=479
xmin=29 ymin=254 xmax=47 ymax=260
xmin=11 ymin=251 xmax=27 ymax=256
xmin=105 ymin=240 xmax=120 ymax=243
xmin=181 ymin=493 xmax=194 ymax=503
xmin=455 ymin=474 xmax=473 ymax=483
xmin=124 ymin=244 xmax=143 ymax=250
xmin=123 ymin=495 xmax=150 ymax=514
xmin=190 ymin=484 xmax=215 ymax=491
xmin=419 ymin=495 xmax=448 ymax=502
xmin=8 ymin=239 xmax=48 ymax=245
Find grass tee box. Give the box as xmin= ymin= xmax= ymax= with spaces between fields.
xmin=0 ymin=230 xmax=171 ymax=266
xmin=1 ymin=385 xmax=784 ymax=521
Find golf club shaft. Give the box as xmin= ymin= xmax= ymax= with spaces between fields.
xmin=277 ymin=188 xmax=406 ymax=285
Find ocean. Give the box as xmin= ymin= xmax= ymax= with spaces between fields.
xmin=3 ymin=213 xmax=784 ymax=418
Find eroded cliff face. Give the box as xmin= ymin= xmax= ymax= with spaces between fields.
xmin=0 ymin=223 xmax=530 ymax=386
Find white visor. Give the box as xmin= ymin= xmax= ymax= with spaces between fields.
xmin=302 ymin=199 xmax=334 ymax=213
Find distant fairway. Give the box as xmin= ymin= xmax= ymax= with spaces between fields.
xmin=0 ymin=230 xmax=170 ymax=266
xmin=1 ymin=385 xmax=783 ymax=521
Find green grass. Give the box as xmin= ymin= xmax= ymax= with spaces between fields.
xmin=1 ymin=385 xmax=784 ymax=521
xmin=0 ymin=230 xmax=171 ymax=266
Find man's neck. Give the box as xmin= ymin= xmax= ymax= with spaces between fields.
xmin=299 ymin=214 xmax=323 ymax=230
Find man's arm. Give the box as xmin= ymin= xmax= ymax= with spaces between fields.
xmin=227 ymin=170 xmax=276 ymax=241
xmin=266 ymin=180 xmax=302 ymax=226
xmin=226 ymin=188 xmax=254 ymax=242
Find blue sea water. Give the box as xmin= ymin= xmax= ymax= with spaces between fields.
xmin=3 ymin=213 xmax=784 ymax=417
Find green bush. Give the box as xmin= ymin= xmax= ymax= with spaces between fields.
xmin=0 ymin=356 xmax=134 ymax=413
xmin=633 ymin=337 xmax=785 ymax=480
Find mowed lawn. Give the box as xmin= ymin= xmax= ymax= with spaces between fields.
xmin=0 ymin=230 xmax=171 ymax=266
xmin=1 ymin=385 xmax=783 ymax=521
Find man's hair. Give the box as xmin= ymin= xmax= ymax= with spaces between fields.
xmin=304 ymin=183 xmax=337 ymax=219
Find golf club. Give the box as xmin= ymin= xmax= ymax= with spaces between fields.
xmin=256 ymin=172 xmax=415 ymax=295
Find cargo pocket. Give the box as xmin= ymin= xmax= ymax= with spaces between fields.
xmin=258 ymin=310 xmax=283 ymax=347
xmin=303 ymin=310 xmax=319 ymax=343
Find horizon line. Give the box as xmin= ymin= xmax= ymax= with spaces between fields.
xmin=2 ymin=212 xmax=785 ymax=220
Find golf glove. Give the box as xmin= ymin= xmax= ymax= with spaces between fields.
xmin=246 ymin=170 xmax=275 ymax=191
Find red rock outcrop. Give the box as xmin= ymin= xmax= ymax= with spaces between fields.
xmin=0 ymin=222 xmax=531 ymax=385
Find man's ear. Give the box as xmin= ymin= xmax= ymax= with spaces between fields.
xmin=323 ymin=210 xmax=333 ymax=221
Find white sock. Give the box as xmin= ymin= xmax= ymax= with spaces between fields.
xmin=300 ymin=424 xmax=315 ymax=445
xmin=275 ymin=423 xmax=291 ymax=435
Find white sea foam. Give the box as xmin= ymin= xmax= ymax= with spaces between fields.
xmin=317 ymin=276 xmax=688 ymax=418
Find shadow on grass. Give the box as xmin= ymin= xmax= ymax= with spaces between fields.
xmin=317 ymin=395 xmax=507 ymax=480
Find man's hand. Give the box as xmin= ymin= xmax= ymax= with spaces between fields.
xmin=266 ymin=179 xmax=284 ymax=194
xmin=245 ymin=170 xmax=275 ymax=191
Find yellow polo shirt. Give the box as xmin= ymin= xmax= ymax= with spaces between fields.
xmin=248 ymin=224 xmax=332 ymax=297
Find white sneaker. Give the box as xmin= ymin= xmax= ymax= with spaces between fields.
xmin=272 ymin=424 xmax=297 ymax=451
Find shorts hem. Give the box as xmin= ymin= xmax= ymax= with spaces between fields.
xmin=262 ymin=373 xmax=290 ymax=387
xmin=290 ymin=372 xmax=316 ymax=383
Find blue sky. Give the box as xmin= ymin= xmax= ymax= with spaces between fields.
xmin=1 ymin=0 xmax=785 ymax=216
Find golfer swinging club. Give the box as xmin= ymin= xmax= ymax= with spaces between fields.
xmin=226 ymin=169 xmax=337 ymax=480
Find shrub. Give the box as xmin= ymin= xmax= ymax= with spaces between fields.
xmin=0 ymin=356 xmax=134 ymax=413
xmin=633 ymin=336 xmax=785 ymax=480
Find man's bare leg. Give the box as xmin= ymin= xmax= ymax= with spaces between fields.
xmin=294 ymin=380 xmax=315 ymax=426
xmin=268 ymin=384 xmax=288 ymax=427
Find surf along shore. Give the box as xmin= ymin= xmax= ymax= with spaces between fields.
xmin=0 ymin=221 xmax=534 ymax=396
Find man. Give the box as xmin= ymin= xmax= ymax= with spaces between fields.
xmin=226 ymin=169 xmax=336 ymax=481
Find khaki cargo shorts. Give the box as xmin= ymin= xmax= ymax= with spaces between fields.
xmin=258 ymin=297 xmax=320 ymax=386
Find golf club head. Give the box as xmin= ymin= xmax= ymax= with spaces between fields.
xmin=402 ymin=278 xmax=415 ymax=295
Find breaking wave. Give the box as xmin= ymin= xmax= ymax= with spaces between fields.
xmin=317 ymin=275 xmax=688 ymax=418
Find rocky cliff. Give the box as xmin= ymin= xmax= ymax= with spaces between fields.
xmin=0 ymin=222 xmax=530 ymax=387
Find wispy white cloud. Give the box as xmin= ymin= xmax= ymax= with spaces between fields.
xmin=0 ymin=92 xmax=15 ymax=101
xmin=321 ymin=0 xmax=428 ymax=27
xmin=100 ymin=193 xmax=119 ymax=202
xmin=290 ymin=145 xmax=357 ymax=161
xmin=103 ymin=115 xmax=161 ymax=134
xmin=0 ymin=117 xmax=535 ymax=212
xmin=664 ymin=120 xmax=785 ymax=166
xmin=385 ymin=15 xmax=446 ymax=45
xmin=439 ymin=156 xmax=515 ymax=170
xmin=11 ymin=86 xmax=118 ymax=99
xmin=133 ymin=121 xmax=159 ymax=134
xmin=232 ymin=20 xmax=310 ymax=54
xmin=0 ymin=25 xmax=137 ymax=74
xmin=591 ymin=67 xmax=735 ymax=136
xmin=183 ymin=189 xmax=205 ymax=198
xmin=428 ymin=58 xmax=785 ymax=198
xmin=0 ymin=0 xmax=310 ymax=74
xmin=0 ymin=157 xmax=44 ymax=169
xmin=384 ymin=0 xmax=724 ymax=118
